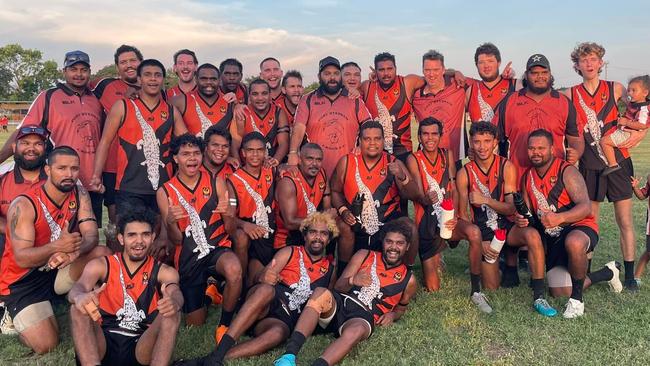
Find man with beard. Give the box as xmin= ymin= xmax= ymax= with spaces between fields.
xmin=0 ymin=146 xmax=109 ymax=354
xmin=236 ymin=78 xmax=289 ymax=168
xmin=457 ymin=122 xmax=557 ymax=316
xmin=278 ymin=70 xmax=305 ymax=127
xmin=466 ymin=43 xmax=518 ymax=123
xmin=362 ymin=52 xmax=425 ymax=160
xmin=69 ymin=207 xmax=183 ymax=366
xmin=260 ymin=57 xmax=285 ymax=105
xmin=90 ymin=59 xmax=188 ymax=214
xmin=93 ymin=45 xmax=143 ymax=228
xmin=219 ymin=58 xmax=248 ymax=105
xmin=566 ymin=42 xmax=639 ymax=291
xmin=341 ymin=62 xmax=362 ymax=92
xmin=288 ymin=56 xmax=372 ymax=177
xmin=274 ymin=143 xmax=331 ymax=250
xmin=181 ymin=212 xmax=337 ymax=365
xmin=170 ymin=63 xmax=235 ymax=139
xmin=494 ymin=54 xmax=584 ymax=182
xmin=227 ymin=132 xmax=277 ymax=286
xmin=0 ymin=51 xmax=103 ymax=225
xmin=331 ymin=121 xmax=419 ymax=276
xmin=404 ymin=118 xmax=483 ymax=296
xmin=274 ymin=219 xmax=417 ymax=366
xmin=167 ymin=49 xmax=198 ymax=98
xmin=202 ymin=125 xmax=236 ymax=181
xmin=519 ymin=129 xmax=621 ymax=318
xmin=157 ymin=134 xmax=241 ymax=342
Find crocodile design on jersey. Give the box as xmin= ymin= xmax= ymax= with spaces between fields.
xmin=285 ymin=249 xmax=312 ymax=312
xmin=476 ymin=86 xmax=495 ymax=121
xmin=575 ymin=91 xmax=607 ymax=163
xmin=353 ymin=156 xmax=382 ymax=235
xmin=467 ymin=165 xmax=498 ymax=230
xmin=114 ymin=254 xmax=147 ymax=331
xmin=232 ymin=173 xmax=273 ymax=238
xmin=296 ymin=178 xmax=317 ymax=215
xmin=131 ymin=100 xmax=165 ymax=190
xmin=190 ymin=94 xmax=214 ymax=137
xmin=374 ymin=92 xmax=396 ymax=154
xmin=419 ymin=158 xmax=446 ymax=219
xmin=37 ymin=197 xmax=61 ymax=242
xmin=353 ymin=252 xmax=383 ymax=309
xmin=529 ymin=173 xmax=563 ymax=237
xmin=167 ymin=183 xmax=214 ymax=260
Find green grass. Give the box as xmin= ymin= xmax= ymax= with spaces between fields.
xmin=2 ymin=132 xmax=650 ymax=365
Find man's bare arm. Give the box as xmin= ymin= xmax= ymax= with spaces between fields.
xmin=556 ymin=166 xmax=591 ymax=225
xmin=76 ymin=185 xmax=99 ymax=255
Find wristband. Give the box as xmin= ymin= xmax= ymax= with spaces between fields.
xmin=289 ymin=150 xmax=298 ymax=154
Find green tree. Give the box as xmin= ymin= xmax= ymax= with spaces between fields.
xmin=0 ymin=44 xmax=59 ymax=100
xmin=304 ymin=82 xmax=319 ymax=93
xmin=92 ymin=64 xmax=118 ymax=80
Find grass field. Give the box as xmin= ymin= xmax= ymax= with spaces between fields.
xmin=1 ymin=130 xmax=650 ymax=366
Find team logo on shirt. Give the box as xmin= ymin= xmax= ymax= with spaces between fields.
xmin=161 ymin=111 xmax=168 ymax=120
xmin=68 ymin=200 xmax=77 ymax=210
xmin=320 ymin=266 xmax=328 ymax=274
xmin=319 ymin=181 xmax=326 ymax=191
xmin=393 ymin=89 xmax=399 ymax=96
xmin=501 ymin=88 xmax=508 ymax=95
xmin=550 ymin=176 xmax=557 ymax=185
xmin=601 ymin=93 xmax=608 ymax=102
xmin=394 ymin=271 xmax=402 ymax=281
xmin=142 ymin=271 xmax=149 ymax=285
xmin=265 ymin=174 xmax=272 ymax=183
xmin=220 ymin=106 xmax=226 ymax=113
xmin=202 ymin=187 xmax=210 ymax=197
xmin=380 ymin=168 xmax=387 ymax=176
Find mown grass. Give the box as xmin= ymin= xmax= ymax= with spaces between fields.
xmin=1 ymin=131 xmax=650 ymax=365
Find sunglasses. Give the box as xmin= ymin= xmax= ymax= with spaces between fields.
xmin=19 ymin=126 xmax=49 ymax=137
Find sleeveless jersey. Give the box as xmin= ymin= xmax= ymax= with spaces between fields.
xmin=0 ymin=186 xmax=79 ymax=296
xmin=524 ymin=158 xmax=598 ymax=233
xmin=467 ymin=78 xmax=516 ymax=122
xmin=116 ymin=98 xmax=174 ymax=194
xmin=412 ymin=79 xmax=467 ymax=162
xmin=571 ymin=80 xmax=628 ymax=169
xmin=166 ymin=84 xmax=196 ymax=99
xmin=201 ymin=163 xmax=235 ymax=181
xmin=243 ymin=105 xmax=282 ymax=158
xmin=464 ymin=156 xmax=511 ymax=232
xmin=98 ymin=253 xmax=160 ymax=335
xmin=364 ymin=76 xmax=414 ymax=156
xmin=274 ymin=169 xmax=327 ymax=249
xmin=342 ymin=152 xmax=401 ymax=229
xmin=276 ymin=95 xmax=296 ymax=127
xmin=348 ymin=250 xmax=411 ymax=323
xmin=182 ymin=90 xmax=233 ymax=137
xmin=276 ymin=246 xmax=333 ymax=311
xmin=228 ymin=166 xmax=275 ymax=227
xmin=412 ymin=149 xmax=450 ymax=229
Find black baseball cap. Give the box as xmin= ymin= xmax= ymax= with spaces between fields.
xmin=16 ymin=124 xmax=49 ymax=140
xmin=319 ymin=56 xmax=340 ymax=72
xmin=64 ymin=50 xmax=90 ymax=68
xmin=526 ymin=54 xmax=550 ymax=70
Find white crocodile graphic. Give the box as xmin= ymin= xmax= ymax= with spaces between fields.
xmin=190 ymin=94 xmax=214 ymax=138
xmin=37 ymin=197 xmax=61 ymax=242
xmin=467 ymin=165 xmax=498 ymax=231
xmin=114 ymin=254 xmax=146 ymax=332
xmin=167 ymin=183 xmax=214 ymax=260
xmin=353 ymin=156 xmax=382 ymax=236
xmin=131 ymin=100 xmax=165 ymax=190
xmin=296 ymin=178 xmax=317 ymax=215
xmin=285 ymin=249 xmax=313 ymax=312
xmin=374 ymin=92 xmax=397 ymax=154
xmin=575 ymin=91 xmax=607 ymax=163
xmin=529 ymin=173 xmax=563 ymax=237
xmin=354 ymin=252 xmax=383 ymax=309
xmin=476 ymin=86 xmax=495 ymax=121
xmin=232 ymin=173 xmax=273 ymax=238
xmin=419 ymin=158 xmax=446 ymax=219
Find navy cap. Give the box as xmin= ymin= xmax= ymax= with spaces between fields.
xmin=318 ymin=56 xmax=340 ymax=72
xmin=526 ymin=54 xmax=550 ymax=70
xmin=64 ymin=50 xmax=90 ymax=68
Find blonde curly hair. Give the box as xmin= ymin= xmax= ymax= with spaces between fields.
xmin=300 ymin=211 xmax=339 ymax=239
xmin=570 ymin=42 xmax=605 ymax=75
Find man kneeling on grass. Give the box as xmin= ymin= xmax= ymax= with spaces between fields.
xmin=69 ymin=208 xmax=183 ymax=366
xmin=274 ymin=219 xmax=417 ymax=366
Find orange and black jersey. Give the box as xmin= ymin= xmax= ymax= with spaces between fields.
xmin=467 ymin=77 xmax=516 ymax=122
xmin=364 ymin=76 xmax=414 ymax=156
xmin=464 ymin=156 xmax=511 ymax=232
xmin=98 ymin=253 xmax=161 ymax=335
xmin=243 ymin=104 xmax=283 ymax=158
xmin=274 ymin=169 xmax=327 ymax=249
xmin=201 ymin=163 xmax=235 ymax=182
xmin=166 ymin=84 xmax=197 ymax=99
xmin=116 ymin=98 xmax=174 ymax=194
xmin=273 ymin=93 xmax=286 ymax=109
xmin=220 ymin=84 xmax=248 ymax=105
xmin=570 ymin=80 xmax=627 ymax=169
xmin=524 ymin=158 xmax=598 ymax=233
xmin=412 ymin=149 xmax=451 ymax=228
xmin=342 ymin=153 xmax=401 ymax=226
xmin=0 ymin=166 xmax=47 ymax=218
xmin=182 ymin=90 xmax=233 ymax=137
xmin=276 ymin=246 xmax=333 ymax=309
xmin=0 ymin=185 xmax=79 ymax=296
xmin=348 ymin=250 xmax=411 ymax=324
xmin=276 ymin=95 xmax=296 ymax=127
xmin=228 ymin=166 xmax=275 ymax=225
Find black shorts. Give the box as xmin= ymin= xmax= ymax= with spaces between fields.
xmin=580 ymin=158 xmax=633 ymax=202
xmin=321 ymin=291 xmax=374 ymax=337
xmin=249 ymin=237 xmax=276 ymax=266
xmin=2 ymin=268 xmax=57 ymax=318
xmin=544 ymin=226 xmax=599 ymax=270
xmin=645 ymin=235 xmax=650 ymax=253
xmin=266 ymin=290 xmax=301 ymax=331
xmin=102 ymin=172 xmax=117 ymax=206
xmin=179 ymin=247 xmax=230 ymax=314
xmin=479 ymin=221 xmax=514 ymax=242
xmin=100 ymin=329 xmax=144 ymax=366
xmin=115 ymin=191 xmax=159 ymax=214
xmin=89 ymin=191 xmax=103 ymax=228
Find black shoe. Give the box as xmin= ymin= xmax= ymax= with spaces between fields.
xmin=624 ymin=279 xmax=640 ymax=292
xmin=601 ymin=165 xmax=621 ymax=177
xmin=501 ymin=270 xmax=521 ymax=288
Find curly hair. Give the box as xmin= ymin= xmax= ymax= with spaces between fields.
xmin=570 ymin=42 xmax=605 ymax=75
xmin=300 ymin=212 xmax=339 ymax=239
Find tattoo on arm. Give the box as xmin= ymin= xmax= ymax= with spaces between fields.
xmin=10 ymin=205 xmax=32 ymax=243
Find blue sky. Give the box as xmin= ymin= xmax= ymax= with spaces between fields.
xmin=0 ymin=0 xmax=647 ymax=87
